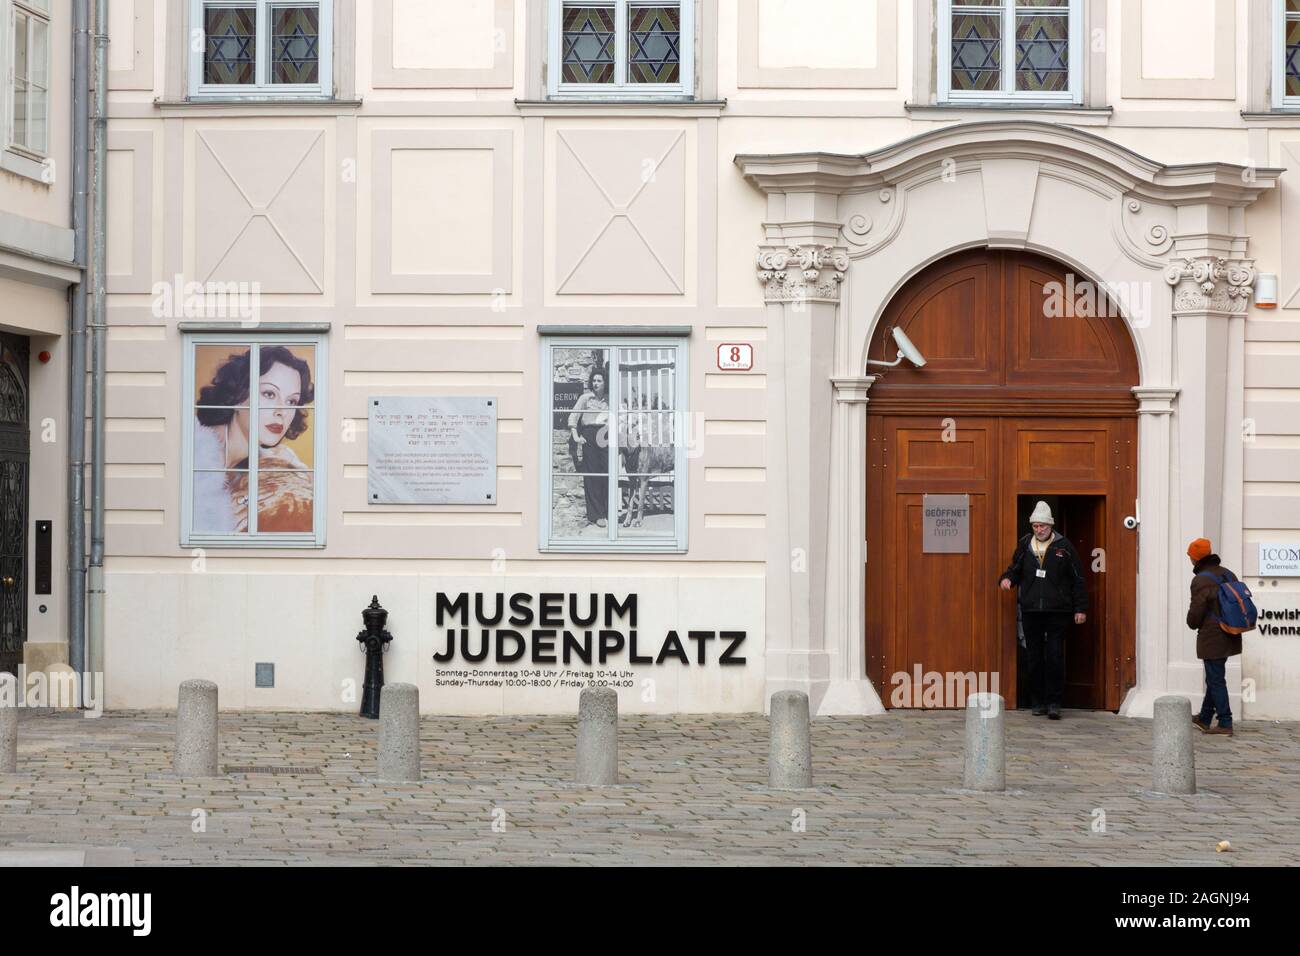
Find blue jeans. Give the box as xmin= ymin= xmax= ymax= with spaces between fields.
xmin=1198 ymin=658 xmax=1232 ymax=729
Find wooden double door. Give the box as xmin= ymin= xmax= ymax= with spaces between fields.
xmin=864 ymin=249 xmax=1139 ymax=710
xmin=865 ymin=415 xmax=1136 ymax=709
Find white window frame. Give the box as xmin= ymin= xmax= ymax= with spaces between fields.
xmin=4 ymin=0 xmax=51 ymax=165
xmin=538 ymin=336 xmax=689 ymax=553
xmin=181 ymin=331 xmax=329 ymax=548
xmin=938 ymin=0 xmax=1081 ymax=104
xmin=547 ymin=0 xmax=694 ymax=100
xmin=1274 ymin=0 xmax=1300 ymax=109
xmin=187 ymin=0 xmax=333 ymax=100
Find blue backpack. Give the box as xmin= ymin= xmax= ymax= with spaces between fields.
xmin=1196 ymin=570 xmax=1258 ymax=635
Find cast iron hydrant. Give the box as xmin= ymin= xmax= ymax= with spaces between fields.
xmin=356 ymin=595 xmax=393 ymax=719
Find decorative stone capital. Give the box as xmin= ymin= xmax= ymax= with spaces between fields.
xmin=831 ymin=375 xmax=877 ymax=404
xmin=1163 ymin=256 xmax=1255 ymax=315
xmin=1132 ymin=385 xmax=1179 ymax=415
xmin=757 ymin=244 xmax=849 ymax=303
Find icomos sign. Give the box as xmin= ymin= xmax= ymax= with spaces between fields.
xmin=1259 ymin=543 xmax=1300 ymax=577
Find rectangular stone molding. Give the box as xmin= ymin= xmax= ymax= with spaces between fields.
xmin=1121 ymin=0 xmax=1236 ymax=99
xmin=106 ymin=130 xmax=156 ymax=294
xmin=738 ymin=0 xmax=898 ymax=89
xmin=372 ymin=0 xmax=515 ymax=89
xmin=551 ymin=126 xmax=690 ymax=296
xmin=191 ymin=126 xmax=331 ymax=294
xmin=108 ymin=0 xmax=155 ymax=91
xmin=371 ymin=129 xmax=514 ymax=294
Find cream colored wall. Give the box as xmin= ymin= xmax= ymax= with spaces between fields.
xmin=99 ymin=0 xmax=1300 ymax=715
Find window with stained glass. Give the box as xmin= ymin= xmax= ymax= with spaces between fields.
xmin=8 ymin=0 xmax=51 ymax=155
xmin=190 ymin=0 xmax=332 ymax=97
xmin=1279 ymin=0 xmax=1300 ymax=107
xmin=941 ymin=0 xmax=1079 ymax=103
xmin=550 ymin=0 xmax=693 ymax=97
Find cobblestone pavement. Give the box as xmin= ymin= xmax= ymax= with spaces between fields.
xmin=1 ymin=709 xmax=1297 ymax=866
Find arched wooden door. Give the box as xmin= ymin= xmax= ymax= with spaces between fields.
xmin=865 ymin=250 xmax=1138 ymax=710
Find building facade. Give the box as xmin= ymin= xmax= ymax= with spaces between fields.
xmin=7 ymin=0 xmax=1300 ymax=719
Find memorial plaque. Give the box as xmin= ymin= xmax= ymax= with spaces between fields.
xmin=368 ymin=397 xmax=497 ymax=504
xmin=922 ymin=494 xmax=970 ymax=553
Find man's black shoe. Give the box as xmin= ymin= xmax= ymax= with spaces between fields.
xmin=1031 ymin=704 xmax=1048 ymax=716
xmin=1047 ymin=704 xmax=1062 ymax=720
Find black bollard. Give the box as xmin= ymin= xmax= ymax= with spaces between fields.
xmin=356 ymin=595 xmax=393 ymax=719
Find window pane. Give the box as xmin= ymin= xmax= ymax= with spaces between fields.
xmin=270 ymin=4 xmax=321 ymax=85
xmin=628 ymin=4 xmax=681 ymax=84
xmin=1288 ymin=10 xmax=1300 ymax=99
xmin=26 ymin=15 xmax=48 ymax=152
xmin=204 ymin=4 xmax=256 ymax=85
xmin=1015 ymin=11 xmax=1068 ymax=92
xmin=615 ymin=347 xmax=676 ymax=538
xmin=256 ymin=344 xmax=316 ymax=409
xmin=259 ymin=408 xmax=314 ymax=470
xmin=192 ymin=470 xmax=248 ymax=534
xmin=562 ymin=4 xmax=616 ymax=83
xmin=194 ymin=345 xmax=253 ymax=407
xmin=253 ymin=468 xmax=314 ymax=533
xmin=951 ymin=12 xmax=1001 ymax=91
xmin=12 ymin=13 xmax=28 ymax=146
xmin=550 ymin=347 xmax=610 ymax=535
xmin=551 ymin=475 xmax=607 ymax=539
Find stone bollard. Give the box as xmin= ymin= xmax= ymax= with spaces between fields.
xmin=378 ymin=682 xmax=421 ymax=782
xmin=1 ymin=673 xmax=17 ymax=773
xmin=174 ymin=679 xmax=219 ymax=777
xmin=576 ymin=687 xmax=618 ymax=785
xmin=767 ymin=690 xmax=813 ymax=789
xmin=963 ymin=692 xmax=1006 ymax=791
xmin=1152 ymin=695 xmax=1196 ymax=794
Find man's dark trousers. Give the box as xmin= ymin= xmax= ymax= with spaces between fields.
xmin=1023 ymin=611 xmax=1070 ymax=708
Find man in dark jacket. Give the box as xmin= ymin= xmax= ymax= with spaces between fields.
xmin=1186 ymin=537 xmax=1242 ymax=736
xmin=999 ymin=501 xmax=1088 ymax=719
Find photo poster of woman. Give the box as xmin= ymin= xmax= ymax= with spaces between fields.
xmin=192 ymin=343 xmax=317 ymax=536
xmin=549 ymin=345 xmax=679 ymax=541
xmin=550 ymin=347 xmax=610 ymax=539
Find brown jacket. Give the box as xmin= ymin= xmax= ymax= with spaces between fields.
xmin=1187 ymin=555 xmax=1244 ymax=660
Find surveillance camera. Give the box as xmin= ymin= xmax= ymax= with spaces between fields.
xmin=892 ymin=326 xmax=927 ymax=368
xmin=1123 ymin=515 xmax=1138 ymax=530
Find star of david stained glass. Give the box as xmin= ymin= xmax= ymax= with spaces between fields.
xmin=1286 ymin=0 xmax=1300 ymax=101
xmin=944 ymin=1 xmax=1076 ymax=101
xmin=194 ymin=0 xmax=330 ymax=96
xmin=554 ymin=1 xmax=690 ymax=95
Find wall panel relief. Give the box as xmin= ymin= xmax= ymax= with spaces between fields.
xmin=1121 ymin=0 xmax=1235 ymax=99
xmin=106 ymin=131 xmax=156 ymax=294
xmin=193 ymin=128 xmax=328 ymax=294
xmin=1281 ymin=144 xmax=1300 ymax=310
xmin=554 ymin=128 xmax=687 ymax=296
xmin=738 ymin=0 xmax=898 ymax=88
xmin=108 ymin=0 xmax=154 ymax=91
xmin=371 ymin=129 xmax=514 ymax=294
xmin=372 ymin=0 xmax=515 ymax=89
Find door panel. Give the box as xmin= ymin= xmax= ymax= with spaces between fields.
xmin=0 ymin=334 xmax=29 ymax=678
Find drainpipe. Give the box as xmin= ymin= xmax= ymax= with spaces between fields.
xmin=86 ymin=0 xmax=108 ymax=689
xmin=68 ymin=0 xmax=89 ymax=701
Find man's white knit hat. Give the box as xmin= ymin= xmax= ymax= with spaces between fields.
xmin=1029 ymin=500 xmax=1055 ymax=525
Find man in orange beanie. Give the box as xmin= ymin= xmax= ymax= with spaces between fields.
xmin=1186 ymin=538 xmax=1242 ymax=736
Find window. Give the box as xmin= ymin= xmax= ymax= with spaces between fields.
xmin=548 ymin=0 xmax=694 ymax=98
xmin=1276 ymin=0 xmax=1300 ymax=108
xmin=188 ymin=0 xmax=333 ymax=98
xmin=540 ymin=338 xmax=689 ymax=551
xmin=182 ymin=333 xmax=328 ymax=547
xmin=7 ymin=0 xmax=50 ymax=154
xmin=938 ymin=0 xmax=1081 ymax=104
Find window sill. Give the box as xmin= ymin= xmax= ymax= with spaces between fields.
xmin=517 ymin=98 xmax=725 ymax=117
xmin=1242 ymin=109 xmax=1300 ymax=126
xmin=907 ymin=102 xmax=1112 ymax=126
xmin=0 ymin=147 xmax=54 ymax=184
xmin=156 ymin=97 xmax=362 ymax=115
